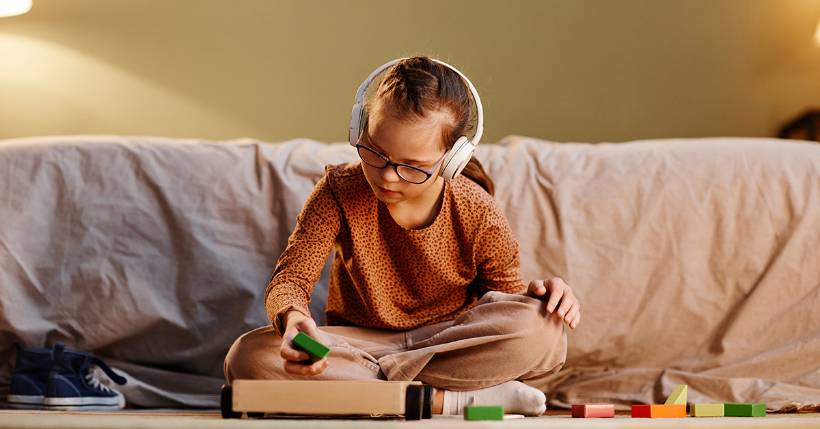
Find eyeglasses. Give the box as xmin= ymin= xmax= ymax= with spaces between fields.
xmin=355 ymin=143 xmax=445 ymax=185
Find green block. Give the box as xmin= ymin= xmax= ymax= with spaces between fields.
xmin=724 ymin=403 xmax=766 ymax=417
xmin=464 ymin=405 xmax=504 ymax=420
xmin=292 ymin=332 xmax=330 ymax=362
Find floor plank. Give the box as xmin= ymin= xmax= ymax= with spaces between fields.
xmin=1 ymin=410 xmax=820 ymax=429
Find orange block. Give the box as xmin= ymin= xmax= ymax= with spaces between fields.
xmin=632 ymin=404 xmax=687 ymax=418
xmin=652 ymin=404 xmax=687 ymax=418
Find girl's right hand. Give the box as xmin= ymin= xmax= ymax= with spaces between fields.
xmin=280 ymin=310 xmax=330 ymax=376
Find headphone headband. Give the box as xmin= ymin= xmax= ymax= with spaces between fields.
xmin=349 ymin=58 xmax=484 ymax=148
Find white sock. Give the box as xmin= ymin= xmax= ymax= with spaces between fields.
xmin=441 ymin=380 xmax=546 ymax=416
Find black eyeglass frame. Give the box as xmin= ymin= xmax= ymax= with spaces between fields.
xmin=355 ymin=143 xmax=446 ymax=185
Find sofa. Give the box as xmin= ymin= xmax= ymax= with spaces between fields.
xmin=1 ymin=134 xmax=818 ymax=411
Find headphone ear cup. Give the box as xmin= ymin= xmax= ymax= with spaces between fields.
xmin=349 ymin=103 xmax=364 ymax=146
xmin=440 ymin=136 xmax=475 ymax=180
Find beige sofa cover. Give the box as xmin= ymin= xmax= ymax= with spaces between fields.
xmin=0 ymin=135 xmax=817 ymax=410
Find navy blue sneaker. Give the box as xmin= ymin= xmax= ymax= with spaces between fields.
xmin=6 ymin=343 xmax=52 ymax=409
xmin=43 ymin=343 xmax=128 ymax=411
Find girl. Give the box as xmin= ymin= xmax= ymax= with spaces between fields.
xmin=224 ymin=56 xmax=580 ymax=416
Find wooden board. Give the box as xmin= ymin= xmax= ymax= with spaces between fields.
xmin=231 ymin=380 xmax=421 ymax=416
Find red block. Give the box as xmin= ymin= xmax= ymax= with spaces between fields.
xmin=632 ymin=404 xmax=652 ymax=418
xmin=572 ymin=404 xmax=615 ymax=418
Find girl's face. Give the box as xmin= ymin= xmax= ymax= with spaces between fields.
xmin=359 ymin=106 xmax=450 ymax=204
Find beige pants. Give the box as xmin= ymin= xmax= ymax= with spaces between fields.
xmin=224 ymin=291 xmax=567 ymax=392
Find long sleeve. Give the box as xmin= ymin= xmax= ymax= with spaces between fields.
xmin=265 ymin=172 xmax=341 ymax=335
xmin=473 ymin=209 xmax=527 ymax=295
xmin=275 ymin=162 xmax=527 ymax=332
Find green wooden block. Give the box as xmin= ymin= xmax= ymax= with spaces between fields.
xmin=292 ymin=332 xmax=330 ymax=362
xmin=464 ymin=405 xmax=504 ymax=420
xmin=724 ymin=403 xmax=766 ymax=417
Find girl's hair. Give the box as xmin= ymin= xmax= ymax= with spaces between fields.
xmin=364 ymin=57 xmax=495 ymax=196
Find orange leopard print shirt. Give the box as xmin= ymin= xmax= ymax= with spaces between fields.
xmin=265 ymin=162 xmax=526 ymax=335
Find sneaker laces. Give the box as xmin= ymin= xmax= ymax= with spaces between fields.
xmin=52 ymin=343 xmax=128 ymax=387
xmin=84 ymin=370 xmax=115 ymax=393
xmin=86 ymin=356 xmax=127 ymax=386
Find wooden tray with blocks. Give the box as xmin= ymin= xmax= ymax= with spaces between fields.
xmin=220 ymin=380 xmax=433 ymax=420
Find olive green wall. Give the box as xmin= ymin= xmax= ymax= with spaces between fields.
xmin=1 ymin=0 xmax=819 ymax=143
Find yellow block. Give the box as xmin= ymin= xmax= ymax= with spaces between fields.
xmin=664 ymin=384 xmax=688 ymax=405
xmin=692 ymin=403 xmax=724 ymax=417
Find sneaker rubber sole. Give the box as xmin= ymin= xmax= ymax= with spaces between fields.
xmin=43 ymin=395 xmax=125 ymax=410
xmin=6 ymin=394 xmax=44 ymax=409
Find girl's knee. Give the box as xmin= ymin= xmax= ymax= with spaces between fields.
xmin=223 ymin=326 xmax=283 ymax=383
xmin=480 ymin=292 xmax=560 ymax=338
xmin=491 ymin=297 xmax=567 ymax=365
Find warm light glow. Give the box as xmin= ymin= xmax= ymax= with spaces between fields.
xmin=0 ymin=0 xmax=32 ymax=17
xmin=815 ymin=17 xmax=820 ymax=46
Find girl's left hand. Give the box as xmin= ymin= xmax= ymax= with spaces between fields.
xmin=527 ymin=277 xmax=581 ymax=329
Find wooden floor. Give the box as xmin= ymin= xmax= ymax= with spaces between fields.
xmin=2 ymin=410 xmax=820 ymax=429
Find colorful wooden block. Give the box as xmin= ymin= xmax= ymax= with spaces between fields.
xmin=653 ymin=404 xmax=687 ymax=418
xmin=464 ymin=405 xmax=504 ymax=420
xmin=631 ymin=404 xmax=652 ymax=418
xmin=571 ymin=404 xmax=615 ymax=418
xmin=292 ymin=332 xmax=330 ymax=362
xmin=631 ymin=404 xmax=687 ymax=418
xmin=724 ymin=403 xmax=766 ymax=417
xmin=664 ymin=384 xmax=688 ymax=405
xmin=692 ymin=403 xmax=724 ymax=417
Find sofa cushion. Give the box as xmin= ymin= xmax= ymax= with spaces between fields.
xmin=1 ymin=134 xmax=818 ymax=410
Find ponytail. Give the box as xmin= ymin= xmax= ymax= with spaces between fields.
xmin=460 ymin=157 xmax=495 ymax=196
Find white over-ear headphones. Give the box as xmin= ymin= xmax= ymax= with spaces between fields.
xmin=348 ymin=58 xmax=484 ymax=180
